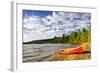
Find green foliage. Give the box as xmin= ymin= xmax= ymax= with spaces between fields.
xmin=65 ymin=28 xmax=91 ymax=44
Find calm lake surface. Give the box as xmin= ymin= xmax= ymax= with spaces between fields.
xmin=23 ymin=44 xmax=78 ymax=62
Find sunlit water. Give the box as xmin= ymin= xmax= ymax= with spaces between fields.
xmin=23 ymin=44 xmax=78 ymax=62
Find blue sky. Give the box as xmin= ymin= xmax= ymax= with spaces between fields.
xmin=23 ymin=10 xmax=52 ymax=18
xmin=22 ymin=10 xmax=91 ymax=42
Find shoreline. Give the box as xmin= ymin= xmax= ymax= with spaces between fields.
xmin=23 ymin=43 xmax=91 ymax=62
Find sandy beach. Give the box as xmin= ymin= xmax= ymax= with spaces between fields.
xmin=47 ymin=43 xmax=91 ymax=61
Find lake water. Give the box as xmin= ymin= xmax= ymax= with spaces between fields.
xmin=23 ymin=44 xmax=78 ymax=62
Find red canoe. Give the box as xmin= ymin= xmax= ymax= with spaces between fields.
xmin=58 ymin=46 xmax=83 ymax=55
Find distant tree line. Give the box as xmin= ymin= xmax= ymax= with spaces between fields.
xmin=48 ymin=27 xmax=91 ymax=44
xmin=23 ymin=28 xmax=91 ymax=44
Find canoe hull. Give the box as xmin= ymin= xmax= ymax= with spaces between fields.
xmin=58 ymin=47 xmax=83 ymax=55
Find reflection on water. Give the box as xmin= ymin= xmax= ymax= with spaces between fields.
xmin=23 ymin=44 xmax=78 ymax=62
